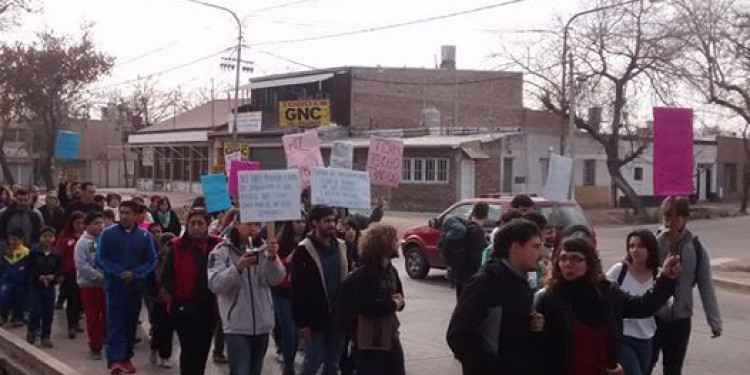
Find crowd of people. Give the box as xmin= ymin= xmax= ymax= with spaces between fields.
xmin=0 ymin=181 xmax=723 ymax=375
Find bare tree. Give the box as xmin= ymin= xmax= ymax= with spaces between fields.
xmin=667 ymin=0 xmax=750 ymax=213
xmin=503 ymin=0 xmax=685 ymax=220
xmin=0 ymin=0 xmax=34 ymax=30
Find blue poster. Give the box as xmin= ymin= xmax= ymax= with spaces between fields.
xmin=201 ymin=174 xmax=232 ymax=213
xmin=55 ymin=130 xmax=80 ymax=159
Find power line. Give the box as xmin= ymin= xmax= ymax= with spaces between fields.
xmin=256 ymin=49 xmax=317 ymax=69
xmin=95 ymin=46 xmax=234 ymax=90
xmin=247 ymin=0 xmax=318 ymax=14
xmin=249 ymin=0 xmax=526 ymax=46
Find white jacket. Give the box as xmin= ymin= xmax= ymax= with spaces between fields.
xmin=207 ymin=240 xmax=285 ymax=335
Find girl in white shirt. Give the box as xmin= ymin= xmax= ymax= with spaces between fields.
xmin=606 ymin=229 xmax=662 ymax=375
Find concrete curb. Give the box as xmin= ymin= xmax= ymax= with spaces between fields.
xmin=0 ymin=328 xmax=82 ymax=375
xmin=713 ymin=276 xmax=750 ymax=294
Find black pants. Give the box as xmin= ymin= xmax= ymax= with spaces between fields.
xmin=355 ymin=338 xmax=405 ymax=375
xmin=649 ymin=318 xmax=692 ymax=375
xmin=60 ymin=277 xmax=80 ymax=331
xmin=172 ymin=305 xmax=216 ymax=375
xmin=150 ymin=302 xmax=174 ymax=360
xmin=213 ymin=322 xmax=225 ymax=356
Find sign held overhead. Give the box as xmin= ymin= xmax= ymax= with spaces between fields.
xmin=311 ymin=167 xmax=371 ymax=209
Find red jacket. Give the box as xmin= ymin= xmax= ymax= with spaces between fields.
xmin=162 ymin=235 xmax=222 ymax=302
xmin=56 ymin=233 xmax=80 ymax=277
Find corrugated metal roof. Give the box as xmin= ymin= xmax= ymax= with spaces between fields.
xmin=138 ymin=100 xmax=234 ymax=133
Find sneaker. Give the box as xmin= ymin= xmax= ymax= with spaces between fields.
xmin=213 ymin=352 xmax=228 ymax=364
xmin=158 ymin=358 xmax=172 ymax=368
xmin=108 ymin=362 xmax=125 ymax=375
xmin=122 ymin=360 xmax=137 ymax=373
xmin=90 ymin=350 xmax=102 ymax=360
xmin=26 ymin=331 xmax=36 ymax=345
xmin=40 ymin=339 xmax=54 ymax=348
xmin=149 ymin=350 xmax=157 ymax=365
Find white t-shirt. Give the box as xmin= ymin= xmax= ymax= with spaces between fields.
xmin=606 ymin=262 xmax=658 ymax=340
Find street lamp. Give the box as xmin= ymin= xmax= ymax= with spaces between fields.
xmin=561 ymin=0 xmax=661 ymax=156
xmin=185 ymin=0 xmax=243 ymax=140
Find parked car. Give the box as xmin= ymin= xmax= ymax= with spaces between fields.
xmin=399 ymin=194 xmax=595 ymax=279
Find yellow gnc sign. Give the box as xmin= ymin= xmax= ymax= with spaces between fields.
xmin=279 ymin=99 xmax=331 ymax=128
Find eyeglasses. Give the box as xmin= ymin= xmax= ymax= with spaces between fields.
xmin=558 ymin=253 xmax=587 ymax=264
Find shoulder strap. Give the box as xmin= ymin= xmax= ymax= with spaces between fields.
xmin=617 ymin=262 xmax=628 ymax=286
xmin=692 ymin=236 xmax=703 ymax=286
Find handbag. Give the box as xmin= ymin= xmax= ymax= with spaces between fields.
xmin=355 ymin=312 xmax=399 ymax=351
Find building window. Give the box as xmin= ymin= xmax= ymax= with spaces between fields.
xmin=583 ymin=159 xmax=596 ymax=186
xmin=634 ymin=167 xmax=643 ymax=181
xmin=403 ymin=157 xmax=450 ymax=184
xmin=725 ymin=163 xmax=738 ymax=193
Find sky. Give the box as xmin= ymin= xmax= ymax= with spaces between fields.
xmin=4 ymin=0 xmax=579 ymax=99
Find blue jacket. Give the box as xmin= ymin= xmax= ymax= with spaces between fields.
xmin=96 ymin=224 xmax=156 ymax=286
xmin=0 ymin=246 xmax=30 ymax=287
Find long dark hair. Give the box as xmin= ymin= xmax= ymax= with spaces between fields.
xmin=278 ymin=219 xmax=308 ymax=258
xmin=546 ymin=237 xmax=606 ymax=290
xmin=624 ymin=229 xmax=660 ymax=271
xmin=61 ymin=211 xmax=85 ymax=237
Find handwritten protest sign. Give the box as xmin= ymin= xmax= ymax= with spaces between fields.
xmin=200 ymin=174 xmax=232 ymax=213
xmin=228 ymin=160 xmax=261 ymax=196
xmin=224 ymin=151 xmax=242 ymax=176
xmin=311 ymin=167 xmax=371 ymax=209
xmin=238 ymin=170 xmax=302 ymax=223
xmin=282 ymin=131 xmax=324 ymax=187
xmin=55 ymin=130 xmax=81 ymax=159
xmin=366 ymin=137 xmax=404 ymax=187
xmin=542 ymin=154 xmax=573 ymax=202
xmin=653 ymin=107 xmax=694 ymax=196
xmin=329 ymin=141 xmax=354 ymax=169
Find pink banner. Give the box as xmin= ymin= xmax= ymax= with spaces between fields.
xmin=283 ymin=131 xmax=324 ymax=187
xmin=366 ymin=137 xmax=404 ymax=187
xmin=228 ymin=160 xmax=260 ymax=196
xmin=653 ymin=107 xmax=694 ymax=196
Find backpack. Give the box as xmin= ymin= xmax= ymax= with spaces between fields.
xmin=655 ymin=229 xmax=703 ymax=287
xmin=436 ymin=216 xmax=469 ymax=270
xmin=615 ymin=262 xmax=658 ymax=286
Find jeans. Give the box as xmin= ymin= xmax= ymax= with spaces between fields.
xmin=80 ymin=286 xmax=106 ymax=352
xmin=355 ymin=338 xmax=406 ymax=375
xmin=27 ymin=287 xmax=55 ymax=339
xmin=273 ymin=295 xmax=297 ymax=372
xmin=225 ymin=333 xmax=270 ymax=375
xmin=649 ymin=318 xmax=692 ymax=375
xmin=300 ymin=330 xmax=345 ymax=375
xmin=172 ymin=303 xmax=216 ymax=375
xmin=621 ymin=336 xmax=652 ymax=375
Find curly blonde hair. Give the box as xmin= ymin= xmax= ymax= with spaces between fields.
xmin=358 ymin=224 xmax=399 ymax=263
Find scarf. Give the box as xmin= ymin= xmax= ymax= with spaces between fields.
xmin=560 ymin=277 xmax=608 ymax=328
xmin=158 ymin=211 xmax=171 ymax=229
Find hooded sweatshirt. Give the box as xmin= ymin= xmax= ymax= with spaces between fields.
xmin=207 ymin=238 xmax=285 ymax=335
xmin=75 ymin=231 xmax=104 ymax=287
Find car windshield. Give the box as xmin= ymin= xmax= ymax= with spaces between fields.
xmin=539 ymin=206 xmax=590 ymax=229
xmin=442 ymin=203 xmax=502 ymax=226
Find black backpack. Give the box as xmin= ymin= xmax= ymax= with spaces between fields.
xmin=437 ymin=216 xmax=469 ymax=269
xmin=615 ymin=262 xmax=658 ymax=286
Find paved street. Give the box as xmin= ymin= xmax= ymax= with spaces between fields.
xmin=3 ymin=213 xmax=749 ymax=375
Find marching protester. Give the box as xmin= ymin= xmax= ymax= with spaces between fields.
xmin=97 ymin=200 xmax=157 ymax=374
xmin=340 ymin=216 xmax=362 ymax=270
xmin=102 ymin=209 xmax=116 ymax=227
xmin=208 ymin=217 xmax=285 ymax=375
xmin=447 ymin=219 xmax=544 ymax=374
xmin=148 ymin=231 xmax=176 ymax=368
xmin=0 ymin=188 xmax=44 ymax=249
xmin=606 ymin=230 xmax=661 ymax=375
xmin=292 ymin=205 xmax=350 ymax=375
xmin=534 ymin=237 xmax=681 ymax=375
xmin=439 ymin=202 xmax=488 ymax=299
xmin=274 ymin=216 xmax=309 ymax=375
xmin=57 ymin=211 xmax=86 ymax=338
xmin=0 ymin=227 xmax=30 ymax=327
xmin=154 ymin=197 xmax=182 ymax=236
xmin=39 ymin=191 xmax=65 ymax=233
xmin=161 ymin=208 xmax=222 ymax=375
xmin=26 ymin=226 xmax=62 ymax=347
xmin=345 ymin=224 xmax=406 ymax=375
xmin=74 ymin=212 xmax=107 ymax=360
xmin=105 ymin=193 xmax=121 ymax=222
xmin=650 ymin=196 xmax=722 ymax=375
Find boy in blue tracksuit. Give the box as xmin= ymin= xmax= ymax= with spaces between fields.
xmin=26 ymin=226 xmax=62 ymax=347
xmin=0 ymin=228 xmax=30 ymax=327
xmin=96 ymin=201 xmax=156 ymax=374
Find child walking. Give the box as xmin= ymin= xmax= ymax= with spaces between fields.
xmin=26 ymin=226 xmax=62 ymax=347
xmin=0 ymin=228 xmax=31 ymax=327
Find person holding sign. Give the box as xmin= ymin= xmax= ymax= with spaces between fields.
xmin=208 ymin=216 xmax=284 ymax=375
xmin=291 ymin=205 xmax=349 ymax=375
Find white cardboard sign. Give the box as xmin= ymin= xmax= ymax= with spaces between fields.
xmin=542 ymin=154 xmax=573 ymax=202
xmin=329 ymin=141 xmax=354 ymax=169
xmin=238 ymin=170 xmax=302 ymax=223
xmin=311 ymin=167 xmax=371 ymax=209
